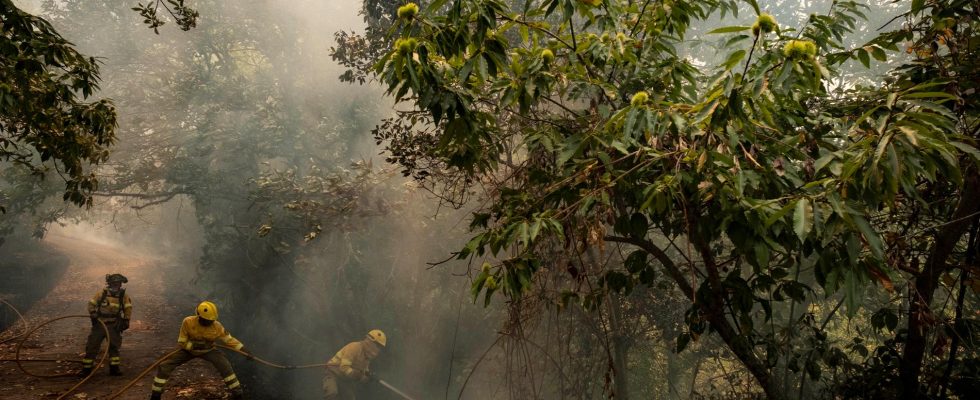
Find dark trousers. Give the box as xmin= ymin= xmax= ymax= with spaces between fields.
xmin=82 ymin=321 xmax=122 ymax=367
xmin=151 ymin=349 xmax=242 ymax=395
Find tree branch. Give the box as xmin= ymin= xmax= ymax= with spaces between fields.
xmin=604 ymin=235 xmax=693 ymax=300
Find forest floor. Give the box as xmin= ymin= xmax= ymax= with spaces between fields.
xmin=0 ymin=233 xmax=236 ymax=399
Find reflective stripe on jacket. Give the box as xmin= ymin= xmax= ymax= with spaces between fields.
xmin=176 ymin=316 xmax=244 ymax=355
xmin=87 ymin=289 xmax=132 ymax=321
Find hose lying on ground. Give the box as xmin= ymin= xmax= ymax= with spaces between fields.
xmin=1 ymin=301 xmax=360 ymax=399
xmin=14 ymin=315 xmax=111 ymax=400
xmin=104 ymin=344 xmax=329 ymax=399
xmin=1 ymin=300 xmax=111 ymax=400
xmin=0 ymin=298 xmax=29 ymax=345
xmin=105 ymin=347 xmax=181 ymax=400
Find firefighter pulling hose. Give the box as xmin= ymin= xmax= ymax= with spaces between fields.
xmin=323 ymin=329 xmax=386 ymax=400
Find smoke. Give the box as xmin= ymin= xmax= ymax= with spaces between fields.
xmin=1 ymin=0 xmax=925 ymax=399
xmin=3 ymin=1 xmax=511 ymax=399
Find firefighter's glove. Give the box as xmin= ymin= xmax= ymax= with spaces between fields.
xmin=359 ymin=371 xmax=373 ymax=383
xmin=117 ymin=319 xmax=130 ymax=332
xmin=90 ymin=317 xmax=99 ymax=327
xmin=367 ymin=371 xmax=379 ymax=383
xmin=241 ymin=347 xmax=255 ymax=361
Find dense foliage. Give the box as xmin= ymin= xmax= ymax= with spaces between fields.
xmin=356 ymin=0 xmax=980 ymax=398
xmin=2 ymin=0 xmax=977 ymax=398
xmin=0 ymin=0 xmax=116 ymax=211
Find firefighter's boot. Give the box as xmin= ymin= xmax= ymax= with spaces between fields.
xmin=231 ymin=391 xmax=244 ymax=400
xmin=149 ymin=392 xmax=161 ymax=400
xmin=109 ymin=365 xmax=122 ymax=376
xmin=78 ymin=367 xmax=93 ymax=377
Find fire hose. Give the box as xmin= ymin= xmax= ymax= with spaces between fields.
xmin=378 ymin=378 xmax=419 ymax=400
xmin=2 ymin=299 xmax=420 ymax=400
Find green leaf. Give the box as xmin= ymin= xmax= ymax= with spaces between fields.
xmin=794 ymin=199 xmax=812 ymax=241
xmin=951 ymin=142 xmax=980 ymax=163
xmin=843 ymin=268 xmax=864 ymax=317
xmin=557 ymin=134 xmax=585 ymax=166
xmin=873 ymin=133 xmax=893 ymax=167
xmin=624 ymin=250 xmax=648 ymax=274
xmin=856 ymin=49 xmax=870 ymax=68
xmin=427 ymin=0 xmax=448 ymax=12
xmin=814 ymin=153 xmax=836 ymax=174
xmin=529 ymin=219 xmax=542 ymax=242
xmin=518 ymin=221 xmax=530 ymax=245
xmin=722 ymin=49 xmax=746 ymax=70
xmin=870 ymin=46 xmax=887 ymax=62
xmin=901 ymin=91 xmax=958 ymax=100
xmin=765 ymin=200 xmax=797 ymax=228
xmin=470 ymin=264 xmax=490 ymax=299
xmin=753 ymin=242 xmax=770 ymax=269
xmin=707 ymin=26 xmax=751 ymax=34
xmin=852 ymin=214 xmax=883 ymax=259
xmin=911 ymin=0 xmax=925 ymax=13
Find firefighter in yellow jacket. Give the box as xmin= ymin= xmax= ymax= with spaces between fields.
xmin=149 ymin=301 xmax=253 ymax=400
xmin=323 ymin=330 xmax=386 ymax=400
xmin=80 ymin=273 xmax=132 ymax=377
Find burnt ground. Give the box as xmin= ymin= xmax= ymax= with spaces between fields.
xmin=0 ymin=233 xmax=243 ymax=399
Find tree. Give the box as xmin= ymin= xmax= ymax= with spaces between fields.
xmin=364 ymin=0 xmax=980 ymax=398
xmin=0 ymin=0 xmax=116 ymax=210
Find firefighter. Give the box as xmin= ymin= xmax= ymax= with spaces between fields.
xmin=149 ymin=301 xmax=253 ymax=400
xmin=80 ymin=273 xmax=132 ymax=377
xmin=323 ymin=330 xmax=386 ymax=400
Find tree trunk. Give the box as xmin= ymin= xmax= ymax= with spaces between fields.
xmin=938 ymin=220 xmax=977 ymax=398
xmin=703 ymin=305 xmax=784 ymax=399
xmin=605 ymin=234 xmax=784 ymax=399
xmin=689 ymin=225 xmax=785 ymax=400
xmin=608 ymin=293 xmax=630 ymax=400
xmin=900 ymin=174 xmax=980 ymax=399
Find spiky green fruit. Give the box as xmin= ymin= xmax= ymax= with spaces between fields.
xmin=631 ymin=91 xmax=649 ymax=106
xmin=540 ymin=49 xmax=555 ymax=64
xmin=397 ymin=3 xmax=419 ymax=19
xmin=783 ymin=40 xmax=817 ymax=59
xmin=395 ymin=38 xmax=417 ymax=55
xmin=485 ymin=276 xmax=498 ymax=290
xmin=756 ymin=13 xmax=777 ymax=33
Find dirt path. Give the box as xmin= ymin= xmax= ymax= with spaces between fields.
xmin=0 ymin=233 xmax=237 ymax=399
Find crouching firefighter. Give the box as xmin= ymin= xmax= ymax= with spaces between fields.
xmin=149 ymin=301 xmax=254 ymax=400
xmin=80 ymin=273 xmax=132 ymax=377
xmin=323 ymin=330 xmax=386 ymax=400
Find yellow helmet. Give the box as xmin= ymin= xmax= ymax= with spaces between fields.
xmin=196 ymin=301 xmax=218 ymax=321
xmin=367 ymin=329 xmax=386 ymax=347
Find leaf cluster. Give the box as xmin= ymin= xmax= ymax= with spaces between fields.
xmin=0 ymin=0 xmax=117 ymax=209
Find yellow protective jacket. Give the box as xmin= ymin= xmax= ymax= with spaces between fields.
xmin=87 ymin=289 xmax=132 ymax=321
xmin=326 ymin=340 xmax=378 ymax=381
xmin=176 ymin=316 xmax=244 ymax=355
